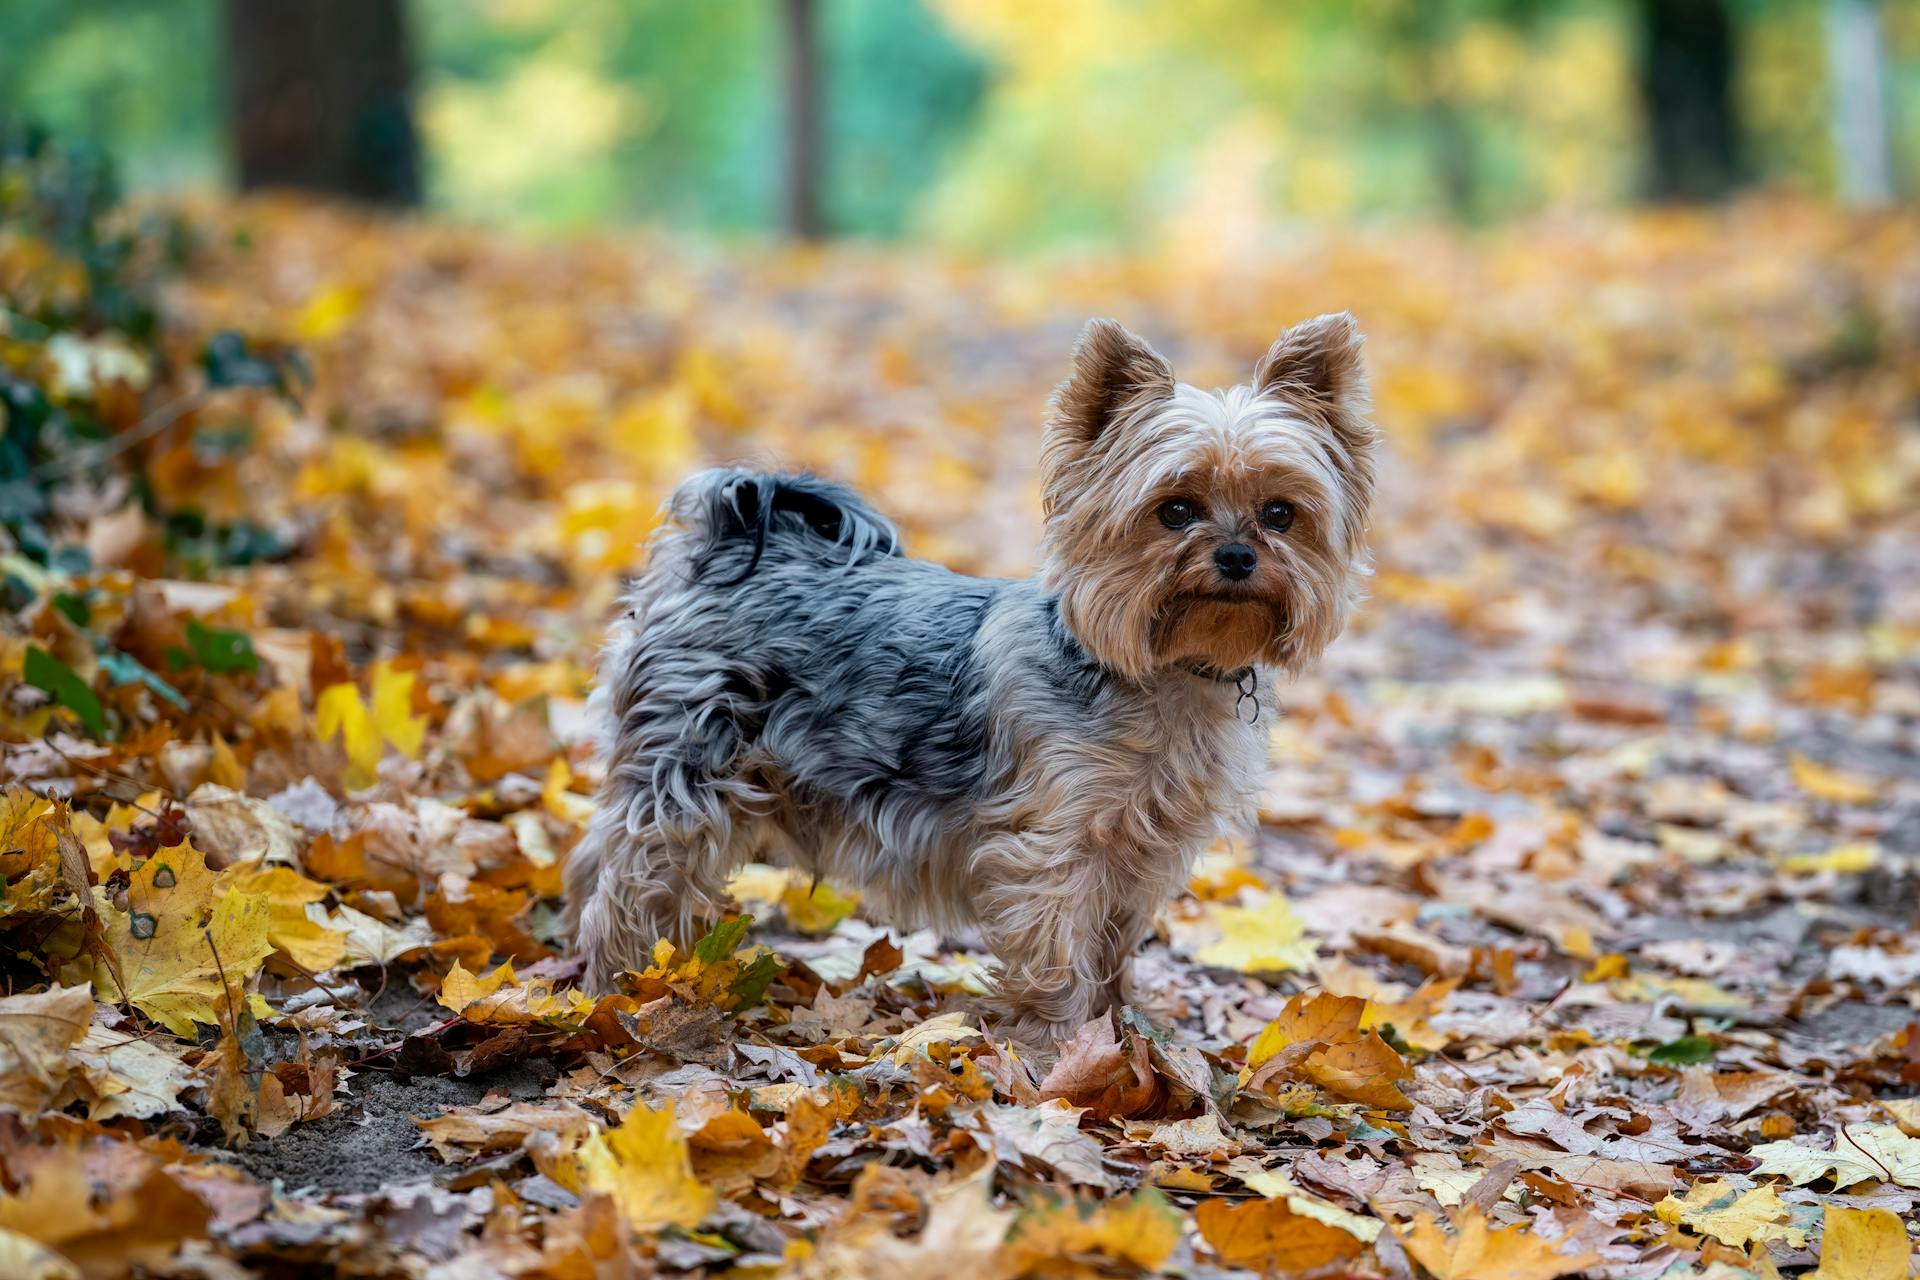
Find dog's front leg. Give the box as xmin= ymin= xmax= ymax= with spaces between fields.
xmin=973 ymin=834 xmax=1115 ymax=1048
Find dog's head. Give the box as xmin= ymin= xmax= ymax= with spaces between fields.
xmin=1038 ymin=314 xmax=1377 ymax=683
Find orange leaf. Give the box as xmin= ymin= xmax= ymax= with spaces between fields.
xmin=1196 ymin=1197 xmax=1366 ymax=1273
xmin=1397 ymin=1207 xmax=1599 ymax=1280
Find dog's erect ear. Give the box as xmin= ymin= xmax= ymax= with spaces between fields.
xmin=1048 ymin=319 xmax=1175 ymax=446
xmin=1254 ymin=311 xmax=1368 ymax=415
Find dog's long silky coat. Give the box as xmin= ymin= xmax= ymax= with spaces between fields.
xmin=566 ymin=315 xmax=1377 ymax=1043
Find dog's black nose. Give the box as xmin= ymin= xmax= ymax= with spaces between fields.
xmin=1214 ymin=543 xmax=1257 ymax=581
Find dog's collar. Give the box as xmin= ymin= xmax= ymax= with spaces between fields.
xmin=1179 ymin=662 xmax=1260 ymax=724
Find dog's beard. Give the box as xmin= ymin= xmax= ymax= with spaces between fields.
xmin=1151 ymin=590 xmax=1291 ymax=672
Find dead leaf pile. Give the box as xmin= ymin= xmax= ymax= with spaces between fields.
xmin=1 ymin=194 xmax=1918 ymax=1276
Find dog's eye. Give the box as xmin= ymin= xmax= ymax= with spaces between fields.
xmin=1158 ymin=498 xmax=1200 ymax=529
xmin=1260 ymin=499 xmax=1296 ymax=532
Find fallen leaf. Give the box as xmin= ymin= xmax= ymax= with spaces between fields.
xmin=1037 ymin=1015 xmax=1162 ymax=1119
xmin=69 ymin=1023 xmax=198 ymax=1121
xmin=1396 ymin=1206 xmax=1600 ymax=1280
xmin=1749 ymin=1125 xmax=1920 ymax=1190
xmin=889 ymin=1010 xmax=981 ymax=1064
xmin=1007 ymin=1188 xmax=1183 ymax=1274
xmin=0 ymin=985 xmax=91 ymax=1113
xmin=220 ymin=864 xmax=347 ymax=971
xmin=1189 ymin=892 xmax=1317 ymax=973
xmin=1808 ymin=1206 xmax=1913 ymax=1280
xmin=575 ymin=1103 xmax=715 ymax=1231
xmin=84 ymin=842 xmax=273 ymax=1035
xmin=1656 ymin=1179 xmax=1807 ymax=1248
xmin=1196 ymin=1196 xmax=1366 ymax=1273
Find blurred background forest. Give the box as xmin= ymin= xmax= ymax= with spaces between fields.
xmin=4 ymin=0 xmax=1920 ymax=246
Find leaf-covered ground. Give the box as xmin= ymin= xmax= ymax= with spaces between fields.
xmin=3 ymin=196 xmax=1919 ymax=1279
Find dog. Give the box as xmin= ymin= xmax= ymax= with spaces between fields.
xmin=563 ymin=313 xmax=1377 ymax=1044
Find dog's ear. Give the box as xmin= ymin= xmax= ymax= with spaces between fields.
xmin=1047 ymin=319 xmax=1175 ymax=446
xmin=1255 ymin=311 xmax=1368 ymax=413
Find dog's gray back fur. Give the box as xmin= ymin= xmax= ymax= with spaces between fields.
xmin=564 ymin=467 xmax=1266 ymax=1029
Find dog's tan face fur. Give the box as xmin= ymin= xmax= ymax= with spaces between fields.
xmin=1039 ymin=313 xmax=1376 ymax=682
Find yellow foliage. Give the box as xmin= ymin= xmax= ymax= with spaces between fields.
xmin=85 ymin=842 xmax=273 ymax=1036
xmin=576 ymin=1104 xmax=715 ymax=1231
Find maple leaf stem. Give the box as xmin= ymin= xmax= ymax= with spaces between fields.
xmin=1838 ymin=1122 xmax=1896 ymax=1183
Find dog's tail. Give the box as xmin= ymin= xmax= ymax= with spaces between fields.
xmin=664 ymin=467 xmax=901 ymax=586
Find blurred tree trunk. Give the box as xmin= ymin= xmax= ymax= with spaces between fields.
xmin=226 ymin=0 xmax=421 ymax=206
xmin=1825 ymin=0 xmax=1893 ymax=204
xmin=1636 ymin=0 xmax=1740 ymax=200
xmin=781 ymin=0 xmax=824 ymax=239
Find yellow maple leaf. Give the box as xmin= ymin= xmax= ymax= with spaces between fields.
xmin=1656 ymin=1180 xmax=1807 ymax=1249
xmin=219 ymin=865 xmax=347 ymax=972
xmin=1007 ymin=1189 xmax=1184 ymax=1274
xmin=437 ymin=961 xmax=594 ymax=1025
xmin=87 ymin=842 xmax=273 ymax=1036
xmin=577 ymin=1103 xmax=715 ymax=1231
xmin=1809 ymin=1207 xmax=1913 ymax=1280
xmin=1247 ymin=992 xmax=1367 ymax=1070
xmin=0 ymin=787 xmax=66 ymax=918
xmin=1193 ymin=892 xmax=1317 ymax=973
xmin=293 ymin=282 xmax=363 ymax=342
xmin=781 ymin=877 xmax=860 ymax=934
xmin=1397 ymin=1207 xmax=1599 ymax=1280
xmin=315 ymin=663 xmax=427 ymax=789
xmin=370 ymin=661 xmax=427 ymax=760
xmin=315 ymin=682 xmax=381 ymax=788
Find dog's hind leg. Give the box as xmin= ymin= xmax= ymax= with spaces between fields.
xmin=565 ymin=687 xmax=767 ymax=990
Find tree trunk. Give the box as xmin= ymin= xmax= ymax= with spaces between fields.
xmin=1825 ymin=0 xmax=1893 ymax=205
xmin=1636 ymin=0 xmax=1741 ymax=201
xmin=226 ymin=0 xmax=420 ymax=206
xmin=781 ymin=0 xmax=824 ymax=239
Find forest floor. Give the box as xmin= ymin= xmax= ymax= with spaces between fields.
xmin=2 ymin=198 xmax=1918 ymax=1279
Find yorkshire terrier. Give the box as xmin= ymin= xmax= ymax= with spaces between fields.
xmin=565 ymin=313 xmax=1377 ymax=1044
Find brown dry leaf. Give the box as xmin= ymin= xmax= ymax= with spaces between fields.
xmin=183 ymin=784 xmax=302 ymax=868
xmin=416 ymin=1099 xmax=598 ymax=1160
xmin=1244 ymin=990 xmax=1414 ymax=1110
xmin=1396 ymin=1206 xmax=1600 ymax=1280
xmin=799 ymin=1167 xmax=1013 ymax=1280
xmin=687 ymin=1105 xmax=782 ymax=1191
xmin=1195 ymin=1196 xmax=1367 ymax=1274
xmin=0 ymin=1136 xmax=212 ymax=1278
xmin=0 ymin=986 xmax=91 ymax=1113
xmin=69 ymin=1024 xmax=198 ymax=1121
xmin=1036 ymin=1015 xmax=1162 ymax=1119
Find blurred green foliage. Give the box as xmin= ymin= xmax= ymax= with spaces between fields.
xmin=0 ymin=0 xmax=1916 ymax=246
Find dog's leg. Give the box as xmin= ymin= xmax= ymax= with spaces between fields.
xmin=1097 ymin=901 xmax=1155 ymax=1012
xmin=973 ymin=834 xmax=1113 ymax=1048
xmin=567 ymin=747 xmax=758 ymax=992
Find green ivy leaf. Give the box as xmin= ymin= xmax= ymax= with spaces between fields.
xmin=1648 ymin=1035 xmax=1716 ymax=1065
xmin=24 ymin=644 xmax=107 ymax=738
xmin=727 ymin=952 xmax=780 ymax=1013
xmin=693 ymin=916 xmax=752 ymax=967
xmin=183 ymin=618 xmax=258 ymax=675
